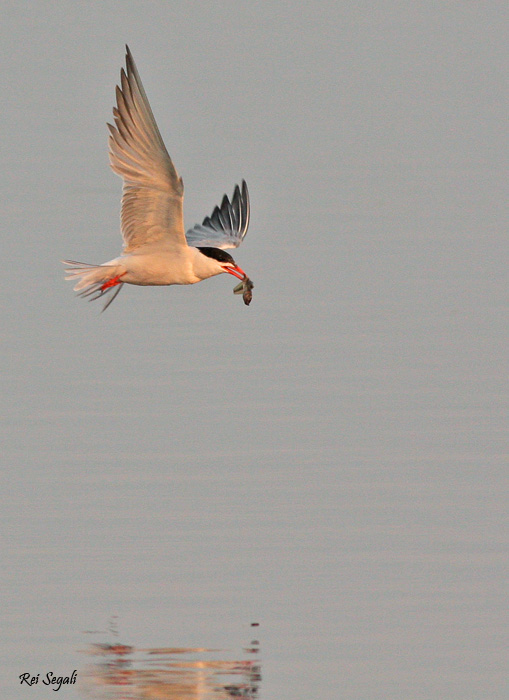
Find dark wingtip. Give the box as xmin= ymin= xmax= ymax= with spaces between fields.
xmin=125 ymin=45 xmax=135 ymax=76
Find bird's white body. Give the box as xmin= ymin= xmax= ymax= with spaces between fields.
xmin=79 ymin=245 xmax=226 ymax=288
xmin=64 ymin=46 xmax=251 ymax=310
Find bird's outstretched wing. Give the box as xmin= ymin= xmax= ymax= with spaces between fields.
xmin=185 ymin=180 xmax=250 ymax=250
xmin=108 ymin=46 xmax=186 ymax=252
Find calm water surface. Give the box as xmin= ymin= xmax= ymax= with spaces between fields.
xmin=1 ymin=3 xmax=507 ymax=699
xmin=78 ymin=632 xmax=261 ymax=699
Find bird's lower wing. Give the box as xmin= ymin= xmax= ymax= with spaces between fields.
xmin=185 ymin=180 xmax=250 ymax=250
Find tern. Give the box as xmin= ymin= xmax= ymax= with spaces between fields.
xmin=64 ymin=46 xmax=251 ymax=311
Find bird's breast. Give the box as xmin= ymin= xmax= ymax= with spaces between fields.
xmin=119 ymin=250 xmax=198 ymax=286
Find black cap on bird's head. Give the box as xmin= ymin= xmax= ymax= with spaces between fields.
xmin=197 ymin=247 xmax=246 ymax=280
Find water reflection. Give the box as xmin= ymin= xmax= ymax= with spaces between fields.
xmin=80 ymin=631 xmax=261 ymax=700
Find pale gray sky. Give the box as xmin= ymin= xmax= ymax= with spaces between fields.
xmin=1 ymin=2 xmax=507 ymax=699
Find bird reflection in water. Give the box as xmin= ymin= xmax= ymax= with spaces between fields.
xmin=80 ymin=627 xmax=261 ymax=699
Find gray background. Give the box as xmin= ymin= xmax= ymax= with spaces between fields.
xmin=1 ymin=1 xmax=507 ymax=698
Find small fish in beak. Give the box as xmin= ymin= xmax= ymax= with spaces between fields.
xmin=233 ymin=276 xmax=254 ymax=306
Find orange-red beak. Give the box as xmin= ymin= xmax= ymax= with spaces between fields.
xmin=225 ymin=265 xmax=246 ymax=280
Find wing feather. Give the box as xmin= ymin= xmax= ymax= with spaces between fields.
xmin=108 ymin=46 xmax=186 ymax=252
xmin=186 ymin=181 xmax=250 ymax=250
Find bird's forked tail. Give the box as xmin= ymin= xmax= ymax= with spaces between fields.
xmin=63 ymin=260 xmax=125 ymax=311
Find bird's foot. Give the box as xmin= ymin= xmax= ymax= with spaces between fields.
xmin=100 ymin=274 xmax=125 ymax=292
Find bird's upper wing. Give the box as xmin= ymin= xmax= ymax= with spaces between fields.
xmin=108 ymin=46 xmax=186 ymax=252
xmin=185 ymin=180 xmax=250 ymax=250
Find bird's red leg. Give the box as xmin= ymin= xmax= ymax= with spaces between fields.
xmin=100 ymin=274 xmax=125 ymax=292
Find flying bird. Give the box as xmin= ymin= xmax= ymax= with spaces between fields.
xmin=64 ymin=46 xmax=252 ymax=311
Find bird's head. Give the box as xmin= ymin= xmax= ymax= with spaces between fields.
xmin=197 ymin=247 xmax=246 ymax=280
